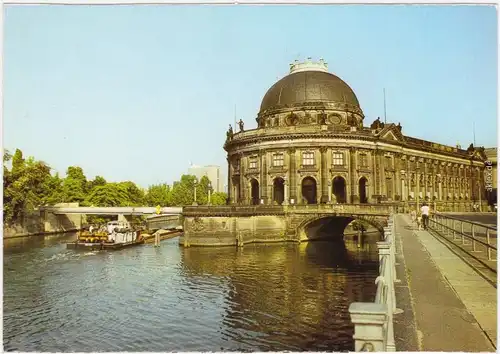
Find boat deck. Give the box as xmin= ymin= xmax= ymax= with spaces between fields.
xmin=66 ymin=239 xmax=145 ymax=250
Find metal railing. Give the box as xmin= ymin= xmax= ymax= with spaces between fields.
xmin=429 ymin=213 xmax=497 ymax=262
xmin=348 ymin=215 xmax=398 ymax=351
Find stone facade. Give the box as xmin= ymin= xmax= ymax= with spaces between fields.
xmin=224 ymin=59 xmax=488 ymax=211
xmin=182 ymin=204 xmax=394 ymax=246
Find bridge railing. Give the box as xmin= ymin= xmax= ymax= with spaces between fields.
xmin=430 ymin=213 xmax=497 ymax=262
xmin=348 ymin=215 xmax=398 ymax=352
xmin=182 ymin=203 xmax=397 ymax=216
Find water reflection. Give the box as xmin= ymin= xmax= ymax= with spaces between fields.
xmin=181 ymin=236 xmax=379 ymax=351
xmin=4 ymin=232 xmax=379 ymax=352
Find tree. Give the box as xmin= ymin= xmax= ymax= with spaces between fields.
xmin=170 ymin=175 xmax=198 ymax=206
xmin=60 ymin=166 xmax=88 ymax=203
xmin=145 ymin=183 xmax=171 ymax=206
xmin=210 ymin=192 xmax=228 ymax=206
xmin=118 ymin=181 xmax=144 ymax=206
xmin=88 ymin=175 xmax=107 ymax=192
xmin=3 ymin=149 xmax=54 ymax=225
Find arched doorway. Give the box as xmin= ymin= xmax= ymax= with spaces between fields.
xmin=273 ymin=177 xmax=285 ymax=205
xmin=301 ymin=177 xmax=317 ymax=204
xmin=359 ymin=177 xmax=368 ymax=204
xmin=250 ymin=179 xmax=260 ymax=205
xmin=332 ymin=176 xmax=347 ymax=203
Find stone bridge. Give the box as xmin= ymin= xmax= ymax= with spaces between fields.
xmin=181 ymin=203 xmax=397 ymax=247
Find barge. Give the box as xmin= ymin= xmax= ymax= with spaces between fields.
xmin=67 ymin=220 xmax=144 ymax=250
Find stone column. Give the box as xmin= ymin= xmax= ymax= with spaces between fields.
xmin=407 ymin=158 xmax=411 ymax=201
xmin=239 ymin=155 xmax=246 ymax=204
xmin=289 ymin=148 xmax=297 ymax=203
xmin=227 ymin=156 xmax=233 ymax=204
xmin=284 ymin=178 xmax=289 ymax=205
xmin=423 ymin=161 xmax=428 ymax=201
xmin=395 ymin=155 xmax=401 ymax=199
xmin=372 ymin=151 xmax=378 ymax=197
xmin=260 ymin=150 xmax=268 ymax=204
xmin=350 ymin=147 xmax=357 ymax=203
xmin=320 ymin=147 xmax=328 ymax=203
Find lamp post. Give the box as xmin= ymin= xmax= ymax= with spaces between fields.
xmin=192 ymin=177 xmax=198 ymax=206
xmin=208 ymin=181 xmax=212 ymax=205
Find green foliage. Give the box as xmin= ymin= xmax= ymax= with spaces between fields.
xmin=210 ymin=192 xmax=228 ymax=205
xmin=3 ymin=148 xmax=229 ymax=225
xmin=145 ymin=183 xmax=171 ymax=206
xmin=3 ymin=149 xmax=53 ymax=224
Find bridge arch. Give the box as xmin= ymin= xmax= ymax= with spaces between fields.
xmin=296 ymin=214 xmax=386 ymax=242
xmin=301 ymin=176 xmax=318 ymax=204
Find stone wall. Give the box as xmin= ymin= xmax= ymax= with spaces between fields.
xmin=181 ymin=215 xmax=290 ymax=247
xmin=42 ymin=203 xmax=83 ymax=234
xmin=4 ymin=203 xmax=83 ymax=239
xmin=3 ymin=211 xmax=44 ymax=238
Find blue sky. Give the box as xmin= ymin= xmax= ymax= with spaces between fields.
xmin=3 ymin=5 xmax=497 ymax=188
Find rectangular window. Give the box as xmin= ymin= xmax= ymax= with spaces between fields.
xmin=332 ymin=152 xmax=344 ymax=166
xmin=273 ymin=153 xmax=284 ymax=167
xmin=302 ymin=151 xmax=315 ymax=166
xmin=359 ymin=154 xmax=368 ymax=167
xmin=385 ymin=156 xmax=392 ymax=169
xmin=249 ymin=158 xmax=257 ymax=169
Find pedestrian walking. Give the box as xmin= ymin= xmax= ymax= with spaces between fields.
xmin=420 ymin=202 xmax=430 ymax=230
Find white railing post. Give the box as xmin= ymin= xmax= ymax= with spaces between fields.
xmin=377 ymin=242 xmax=396 ymax=351
xmin=349 ymin=213 xmax=399 ymax=352
xmin=349 ymin=303 xmax=388 ymax=352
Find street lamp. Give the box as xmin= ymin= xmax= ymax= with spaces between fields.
xmin=192 ymin=177 xmax=198 ymax=206
xmin=207 ymin=181 xmax=212 ymax=205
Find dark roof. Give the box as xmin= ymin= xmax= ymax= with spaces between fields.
xmin=259 ymin=70 xmax=360 ymax=113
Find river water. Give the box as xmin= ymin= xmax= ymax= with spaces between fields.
xmin=3 ymin=232 xmax=380 ymax=352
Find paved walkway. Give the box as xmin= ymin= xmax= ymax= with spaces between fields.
xmin=393 ymin=214 xmax=496 ymax=352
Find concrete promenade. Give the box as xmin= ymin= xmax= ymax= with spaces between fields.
xmin=393 ymin=214 xmax=496 ymax=352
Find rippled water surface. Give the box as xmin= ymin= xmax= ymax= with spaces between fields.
xmin=4 ymin=233 xmax=379 ymax=352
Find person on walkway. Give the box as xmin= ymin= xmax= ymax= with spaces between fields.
xmin=420 ymin=202 xmax=430 ymax=230
xmin=410 ymin=208 xmax=417 ymax=225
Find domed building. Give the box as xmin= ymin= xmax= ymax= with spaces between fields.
xmin=224 ymin=58 xmax=487 ymax=211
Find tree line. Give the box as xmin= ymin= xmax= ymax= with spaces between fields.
xmin=3 ymin=148 xmax=227 ymax=225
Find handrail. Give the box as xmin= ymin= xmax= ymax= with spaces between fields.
xmin=430 ymin=213 xmax=497 ymax=262
xmin=348 ymin=215 xmax=398 ymax=352
xmin=434 ymin=212 xmax=497 ymax=231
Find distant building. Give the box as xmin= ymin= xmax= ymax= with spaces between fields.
xmin=188 ymin=164 xmax=224 ymax=193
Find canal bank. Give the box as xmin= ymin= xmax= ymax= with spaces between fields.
xmin=394 ymin=214 xmax=495 ymax=352
xmin=3 ymin=228 xmax=81 ymax=240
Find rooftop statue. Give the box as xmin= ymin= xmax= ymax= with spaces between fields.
xmin=370 ymin=117 xmax=385 ymax=130
xmin=226 ymin=124 xmax=234 ymax=141
xmin=238 ymin=119 xmax=245 ymax=132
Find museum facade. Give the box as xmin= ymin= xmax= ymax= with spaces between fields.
xmin=224 ymin=58 xmax=488 ymax=211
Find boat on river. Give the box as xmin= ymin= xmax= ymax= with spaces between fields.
xmin=66 ymin=221 xmax=145 ymax=250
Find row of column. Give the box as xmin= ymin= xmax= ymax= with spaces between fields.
xmin=228 ymin=150 xmax=484 ymax=204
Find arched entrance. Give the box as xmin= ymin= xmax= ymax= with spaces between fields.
xmin=250 ymin=179 xmax=260 ymax=205
xmin=301 ymin=177 xmax=317 ymax=204
xmin=273 ymin=177 xmax=285 ymax=205
xmin=359 ymin=177 xmax=368 ymax=204
xmin=332 ymin=176 xmax=346 ymax=203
